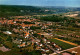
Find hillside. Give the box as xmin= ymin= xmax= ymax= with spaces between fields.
xmin=0 ymin=5 xmax=42 ymax=17
xmin=0 ymin=5 xmax=80 ymax=17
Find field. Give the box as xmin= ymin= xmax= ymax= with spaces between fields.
xmin=54 ymin=38 xmax=78 ymax=46
xmin=49 ymin=38 xmax=76 ymax=50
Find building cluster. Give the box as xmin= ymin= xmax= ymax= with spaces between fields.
xmin=0 ymin=16 xmax=76 ymax=55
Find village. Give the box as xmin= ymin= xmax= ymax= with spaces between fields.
xmin=0 ymin=15 xmax=80 ymax=55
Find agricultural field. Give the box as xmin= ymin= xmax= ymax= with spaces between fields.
xmin=49 ymin=38 xmax=76 ymax=50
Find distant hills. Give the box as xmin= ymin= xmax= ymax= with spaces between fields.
xmin=0 ymin=5 xmax=80 ymax=17
xmin=40 ymin=6 xmax=80 ymax=12
xmin=0 ymin=5 xmax=42 ymax=17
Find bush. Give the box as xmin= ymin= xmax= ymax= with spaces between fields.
xmin=30 ymin=26 xmax=41 ymax=30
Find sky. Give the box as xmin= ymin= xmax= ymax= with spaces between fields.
xmin=0 ymin=0 xmax=80 ymax=7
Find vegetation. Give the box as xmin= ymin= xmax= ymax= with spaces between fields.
xmin=58 ymin=37 xmax=80 ymax=45
xmin=0 ymin=5 xmax=80 ymax=17
xmin=49 ymin=38 xmax=75 ymax=50
xmin=33 ymin=33 xmax=40 ymax=37
xmin=0 ymin=5 xmax=42 ymax=17
xmin=0 ymin=27 xmax=7 ymax=31
xmin=0 ymin=5 xmax=80 ymax=55
xmin=23 ymin=21 xmax=35 ymax=24
xmin=30 ymin=26 xmax=41 ymax=30
xmin=40 ymin=15 xmax=74 ymax=22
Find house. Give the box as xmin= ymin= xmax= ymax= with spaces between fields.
xmin=76 ymin=35 xmax=80 ymax=38
xmin=18 ymin=42 xmax=26 ymax=48
xmin=45 ymin=48 xmax=49 ymax=52
xmin=41 ymin=48 xmax=49 ymax=52
xmin=36 ymin=46 xmax=41 ymax=50
xmin=13 ymin=28 xmax=19 ymax=33
xmin=53 ymin=43 xmax=56 ymax=46
xmin=39 ymin=43 xmax=43 ymax=47
xmin=4 ymin=31 xmax=12 ymax=34
xmin=47 ymin=41 xmax=50 ymax=44
xmin=41 ymin=49 xmax=45 ymax=52
xmin=43 ymin=38 xmax=47 ymax=43
xmin=13 ymin=39 xmax=21 ymax=44
xmin=24 ymin=32 xmax=29 ymax=38
xmin=41 ymin=52 xmax=47 ymax=55
xmin=36 ymin=39 xmax=40 ymax=42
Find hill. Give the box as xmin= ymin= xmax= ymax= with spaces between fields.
xmin=0 ymin=5 xmax=80 ymax=17
xmin=0 ymin=5 xmax=42 ymax=17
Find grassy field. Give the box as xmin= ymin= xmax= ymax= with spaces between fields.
xmin=49 ymin=38 xmax=76 ymax=50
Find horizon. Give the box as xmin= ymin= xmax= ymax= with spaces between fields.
xmin=0 ymin=4 xmax=80 ymax=8
xmin=0 ymin=0 xmax=80 ymax=7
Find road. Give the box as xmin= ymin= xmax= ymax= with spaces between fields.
xmin=50 ymin=46 xmax=80 ymax=55
xmin=30 ymin=34 xmax=61 ymax=55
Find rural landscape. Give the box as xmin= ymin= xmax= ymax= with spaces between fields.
xmin=0 ymin=0 xmax=80 ymax=55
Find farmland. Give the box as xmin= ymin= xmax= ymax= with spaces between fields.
xmin=49 ymin=38 xmax=76 ymax=50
